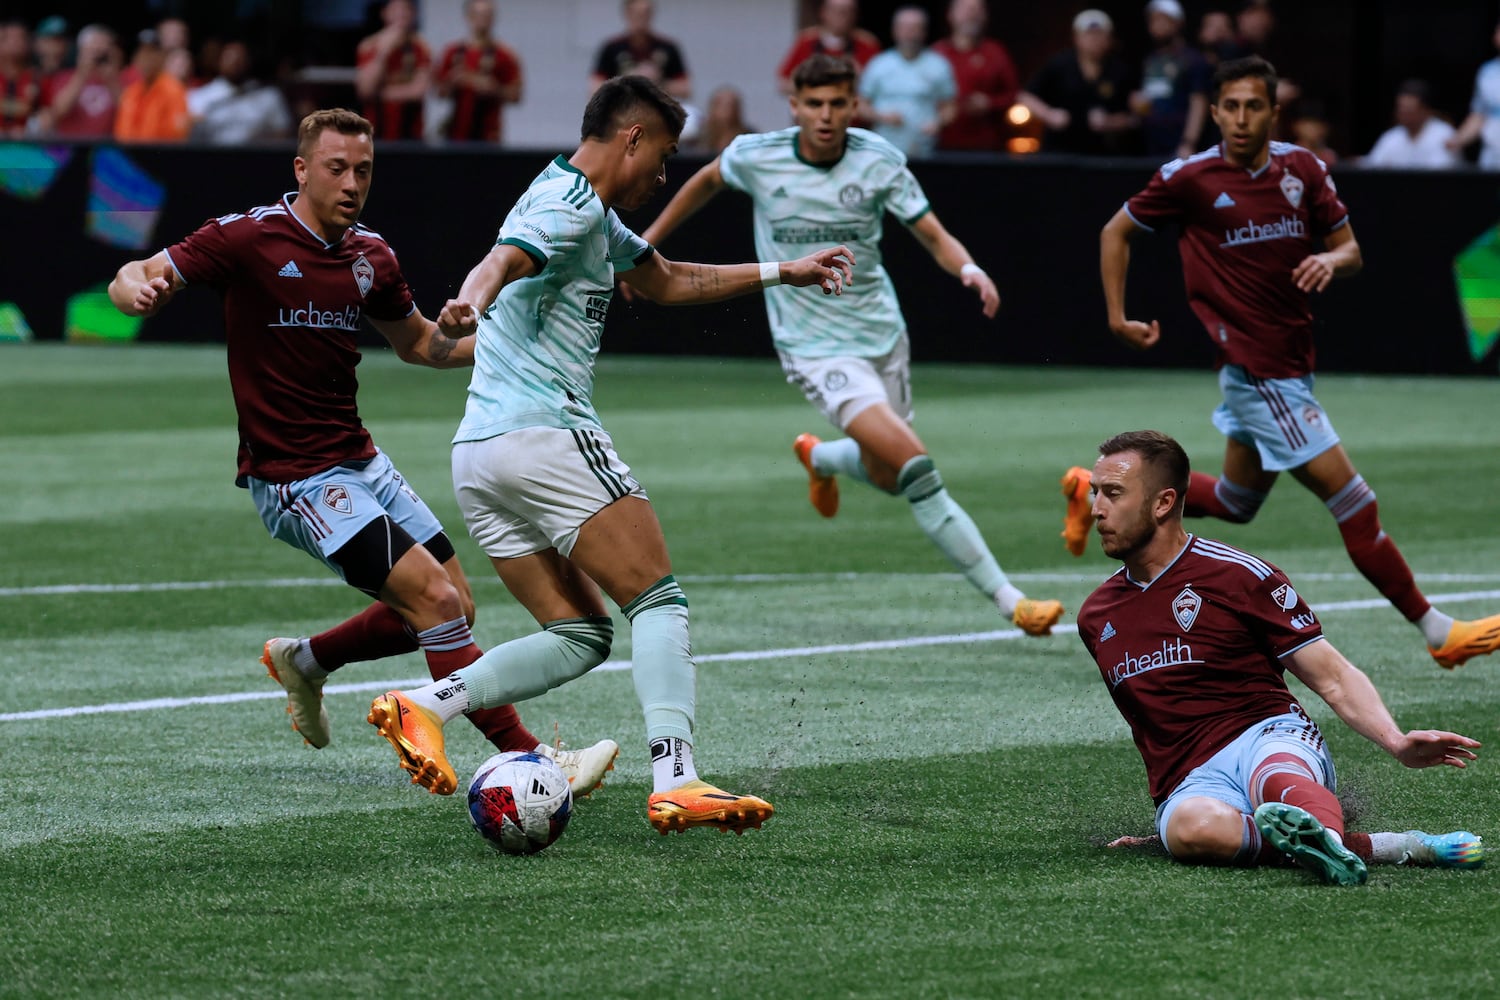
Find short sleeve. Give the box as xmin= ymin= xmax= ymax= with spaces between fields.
xmin=1239 ymin=567 xmax=1325 ymax=659
xmin=1305 ymin=156 xmax=1349 ymax=235
xmin=363 ymin=243 xmax=415 ymax=322
xmin=164 ymin=215 xmax=241 ymax=289
xmin=718 ymin=133 xmax=752 ymax=193
xmin=1124 ymin=165 xmax=1188 ymax=232
xmin=605 ymin=210 xmax=651 ymax=271
xmin=497 ymin=191 xmax=591 ymax=273
xmin=886 ymin=163 xmax=930 ymax=225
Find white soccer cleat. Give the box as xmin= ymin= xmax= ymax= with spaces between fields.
xmin=534 ymin=738 xmax=620 ymax=798
xmin=262 ymin=637 xmax=330 ymax=749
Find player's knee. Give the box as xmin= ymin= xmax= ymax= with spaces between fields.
xmin=1164 ymin=801 xmax=1244 ymax=862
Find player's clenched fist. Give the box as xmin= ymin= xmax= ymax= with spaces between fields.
xmin=437 ymin=299 xmax=478 ymax=336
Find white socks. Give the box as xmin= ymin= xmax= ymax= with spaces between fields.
xmin=649 ymin=737 xmax=699 ymax=792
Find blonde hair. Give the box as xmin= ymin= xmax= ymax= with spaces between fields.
xmin=297 ymin=108 xmax=373 ymax=159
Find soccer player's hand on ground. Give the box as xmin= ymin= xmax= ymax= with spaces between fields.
xmin=1291 ymin=252 xmax=1336 ymax=293
xmin=1391 ymin=729 xmax=1481 ymax=770
xmin=1110 ymin=318 xmax=1161 ymax=350
xmin=786 ymin=245 xmax=856 ymax=295
xmin=437 ymin=299 xmax=478 ymax=337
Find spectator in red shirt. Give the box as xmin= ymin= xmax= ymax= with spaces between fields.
xmin=436 ymin=0 xmax=522 ymax=143
xmin=776 ymin=0 xmax=881 ymax=94
xmin=933 ymin=0 xmax=1018 ymax=152
xmin=355 ymin=0 xmax=432 ymax=140
xmin=590 ymin=0 xmax=691 ymax=101
xmin=38 ymin=23 xmax=123 ymax=138
xmin=0 ymin=19 xmax=39 ymax=138
xmin=32 ymin=17 xmax=69 ymax=78
xmin=115 ymin=29 xmax=190 ymax=143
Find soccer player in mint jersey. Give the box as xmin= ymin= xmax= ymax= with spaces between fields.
xmin=107 ymin=109 xmax=618 ymax=795
xmin=1063 ymin=55 xmax=1500 ymax=670
xmin=636 ymin=53 xmax=1064 ymax=638
xmin=1078 ymin=430 xmax=1483 ymax=886
xmin=366 ymin=76 xmax=854 ymax=833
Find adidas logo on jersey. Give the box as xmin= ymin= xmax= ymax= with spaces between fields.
xmin=1213 ymin=192 xmax=1236 ymax=209
xmin=278 ymin=260 xmax=303 ymax=278
xmin=771 ymin=186 xmax=788 ymax=198
xmin=1099 ymin=621 xmax=1117 ymax=642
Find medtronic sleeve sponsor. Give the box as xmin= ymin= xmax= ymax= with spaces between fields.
xmin=272 ymin=302 xmax=364 ymax=330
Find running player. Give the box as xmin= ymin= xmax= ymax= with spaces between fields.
xmin=1079 ymin=429 xmax=1483 ymax=885
xmin=1064 ymin=55 xmax=1500 ymax=670
xmin=636 ymin=53 xmax=1064 ymax=637
xmin=365 ymin=76 xmax=854 ymax=834
xmin=107 ymin=109 xmax=618 ymax=793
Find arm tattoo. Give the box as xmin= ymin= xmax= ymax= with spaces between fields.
xmin=428 ymin=331 xmax=456 ymax=362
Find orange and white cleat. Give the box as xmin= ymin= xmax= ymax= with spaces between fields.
xmin=1429 ymin=613 xmax=1500 ymax=669
xmin=262 ymin=637 xmax=330 ymax=748
xmin=1060 ymin=466 xmax=1094 ymax=557
xmin=793 ymin=433 xmax=840 ymax=519
xmin=647 ymin=780 xmax=774 ymax=835
xmin=1012 ymin=598 xmax=1064 ymax=637
xmin=367 ymin=691 xmax=457 ymax=795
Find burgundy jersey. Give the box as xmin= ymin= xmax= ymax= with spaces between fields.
xmin=356 ymin=36 xmax=431 ymax=140
xmin=164 ymin=194 xmax=416 ymax=485
xmin=1124 ymin=143 xmax=1349 ymax=378
xmin=436 ymin=39 xmax=521 ymax=142
xmin=1077 ymin=535 xmax=1325 ymax=805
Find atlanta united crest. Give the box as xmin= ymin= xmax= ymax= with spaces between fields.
xmin=321 ymin=484 xmax=353 ymax=514
xmin=352 ymin=254 xmax=374 ymax=298
xmin=1173 ymin=587 xmax=1202 ymax=632
xmin=1279 ymin=171 xmax=1304 ymax=209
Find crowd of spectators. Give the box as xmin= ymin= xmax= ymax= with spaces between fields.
xmin=1 ymin=0 xmax=1498 ymax=169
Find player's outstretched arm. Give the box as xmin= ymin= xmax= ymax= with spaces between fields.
xmin=639 ymin=157 xmax=727 ymax=248
xmin=907 ymin=212 xmax=999 ymax=318
xmin=620 ymin=245 xmax=854 ymax=305
xmin=370 ymin=311 xmax=474 ymax=369
xmin=1291 ymin=222 xmax=1362 ymax=293
xmin=108 ymin=251 xmax=183 ymax=318
xmin=1100 ymin=207 xmax=1160 ymax=350
xmin=1286 ymin=638 xmax=1481 ymax=769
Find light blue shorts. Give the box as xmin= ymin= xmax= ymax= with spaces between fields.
xmin=247 ymin=449 xmax=444 ymax=581
xmin=1211 ymin=364 xmax=1340 ymax=471
xmin=1154 ymin=710 xmax=1337 ymax=852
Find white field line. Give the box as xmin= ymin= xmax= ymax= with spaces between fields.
xmin=6 ymin=571 xmax=1500 ymax=598
xmin=6 ymin=587 xmax=1500 ymax=724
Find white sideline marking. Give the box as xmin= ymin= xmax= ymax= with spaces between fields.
xmin=6 ymin=587 xmax=1500 ymax=724
xmin=6 ymin=570 xmax=1500 ymax=598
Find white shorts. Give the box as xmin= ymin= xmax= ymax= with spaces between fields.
xmin=779 ymin=332 xmax=912 ymax=429
xmin=452 ymin=426 xmax=648 ymax=560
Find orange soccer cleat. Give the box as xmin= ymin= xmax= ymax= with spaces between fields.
xmin=1060 ymin=465 xmax=1094 ymax=557
xmin=793 ymin=433 xmax=840 ymax=518
xmin=367 ymin=691 xmax=457 ymax=795
xmin=1012 ymin=598 xmax=1065 ymax=637
xmin=647 ymin=780 xmax=775 ymax=835
xmin=1429 ymin=613 xmax=1500 ymax=669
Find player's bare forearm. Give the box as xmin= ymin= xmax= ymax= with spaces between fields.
xmin=459 ymin=244 xmax=536 ymax=314
xmin=1287 ymin=639 xmax=1407 ymax=754
xmin=1292 ymin=225 xmax=1362 ymax=292
xmin=1100 ymin=212 xmax=1134 ymax=328
xmin=108 ymin=254 xmax=179 ymax=317
xmin=625 ymin=246 xmax=853 ymax=305
xmin=640 ymin=159 xmax=725 ymax=247
xmin=414 ymin=324 xmax=474 ymax=368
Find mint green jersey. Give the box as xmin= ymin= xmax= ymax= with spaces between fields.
xmin=718 ymin=126 xmax=931 ymax=359
xmin=454 ymin=156 xmax=651 ymax=443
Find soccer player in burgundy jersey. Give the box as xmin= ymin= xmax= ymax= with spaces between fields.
xmin=106 ymin=109 xmax=619 ymax=794
xmin=1077 ymin=430 xmax=1483 ymax=885
xmin=435 ymin=0 xmax=522 ymax=144
xmin=1065 ymin=55 xmax=1500 ymax=671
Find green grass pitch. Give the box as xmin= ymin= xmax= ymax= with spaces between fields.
xmin=2 ymin=344 xmax=1498 ymax=998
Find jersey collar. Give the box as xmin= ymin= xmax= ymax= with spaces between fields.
xmin=1124 ymin=533 xmax=1195 ymax=590
xmin=282 ymin=191 xmax=350 ymax=249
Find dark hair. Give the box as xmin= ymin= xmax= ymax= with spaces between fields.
xmin=580 ymin=74 xmax=687 ymax=141
xmin=297 ymin=108 xmax=374 ymax=158
xmin=1211 ymin=54 xmax=1278 ymax=103
xmin=1396 ymin=79 xmax=1433 ymax=106
xmin=1097 ymin=430 xmax=1190 ymax=512
xmin=791 ymin=53 xmax=858 ymax=91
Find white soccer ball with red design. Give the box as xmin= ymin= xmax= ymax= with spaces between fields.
xmin=466 ymin=750 xmax=572 ymax=854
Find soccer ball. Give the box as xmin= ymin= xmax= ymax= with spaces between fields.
xmin=467 ymin=750 xmax=573 ymax=855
